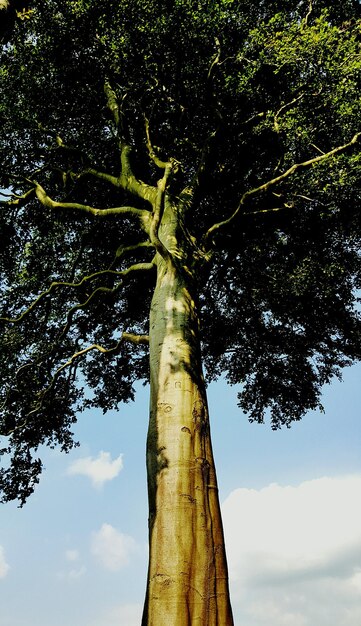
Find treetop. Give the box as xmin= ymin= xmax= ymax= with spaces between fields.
xmin=1 ymin=0 xmax=360 ymax=503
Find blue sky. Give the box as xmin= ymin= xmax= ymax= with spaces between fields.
xmin=1 ymin=362 xmax=361 ymax=626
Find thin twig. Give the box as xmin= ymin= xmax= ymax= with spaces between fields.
xmin=1 ymin=263 xmax=155 ymax=325
xmin=2 ymin=332 xmax=149 ymax=434
xmin=303 ymin=0 xmax=313 ymax=27
xmin=203 ymin=132 xmax=361 ymax=246
xmin=274 ymin=94 xmax=304 ymax=132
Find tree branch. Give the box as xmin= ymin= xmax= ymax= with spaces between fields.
xmin=274 ymin=94 xmax=304 ymax=133
xmin=103 ymin=81 xmax=158 ymax=205
xmin=203 ymin=132 xmax=361 ymax=246
xmin=79 ymin=167 xmax=122 ymax=187
xmin=241 ymin=111 xmax=267 ymax=126
xmin=53 ymin=333 xmax=149 ymax=384
xmin=2 ymin=331 xmax=149 ymax=434
xmin=122 ymin=332 xmax=150 ymax=345
xmin=37 ymin=91 xmax=158 ymax=207
xmin=149 ymin=162 xmax=177 ymax=260
xmin=114 ymin=240 xmax=153 ymax=259
xmin=119 ymin=143 xmax=158 ymax=206
xmin=76 ymin=147 xmax=158 ymax=205
xmin=55 ymin=160 xmax=158 ymax=208
xmin=38 ymin=331 xmax=149 ymax=408
xmin=207 ymin=37 xmax=221 ymax=80
xmin=108 ymin=240 xmax=154 ymax=269
xmin=302 ymin=0 xmax=314 ymax=28
xmin=37 ymin=122 xmax=88 ymax=158
xmin=144 ymin=117 xmax=168 ymax=169
xmin=180 ymin=124 xmax=219 ymax=206
xmin=1 ymin=263 xmax=156 ymax=325
xmin=0 ymin=187 xmax=35 ymax=207
xmin=33 ymin=181 xmax=151 ymax=231
xmin=104 ymin=80 xmax=121 ymax=133
xmin=59 ymin=262 xmax=155 ymax=339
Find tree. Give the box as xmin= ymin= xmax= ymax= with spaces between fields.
xmin=0 ymin=1 xmax=360 ymax=623
xmin=0 ymin=0 xmax=33 ymax=42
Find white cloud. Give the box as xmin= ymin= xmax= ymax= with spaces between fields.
xmin=65 ymin=549 xmax=80 ymax=562
xmin=0 ymin=545 xmax=9 ymax=579
xmin=67 ymin=451 xmax=123 ymax=488
xmin=89 ymin=603 xmax=143 ymax=626
xmin=57 ymin=551 xmax=86 ymax=581
xmin=91 ymin=523 xmax=138 ymax=571
xmin=57 ymin=564 xmax=87 ymax=582
xmin=67 ymin=565 xmax=87 ymax=580
xmin=222 ymin=475 xmax=361 ymax=626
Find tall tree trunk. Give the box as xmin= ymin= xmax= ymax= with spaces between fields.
xmin=142 ymin=198 xmax=233 ymax=625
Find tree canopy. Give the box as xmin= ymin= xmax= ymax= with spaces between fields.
xmin=1 ymin=0 xmax=361 ymax=504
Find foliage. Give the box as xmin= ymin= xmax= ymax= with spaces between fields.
xmin=0 ymin=0 xmax=361 ymax=503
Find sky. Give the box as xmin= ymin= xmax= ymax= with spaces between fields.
xmin=0 ymin=361 xmax=361 ymax=626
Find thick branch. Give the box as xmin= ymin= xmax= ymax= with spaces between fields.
xmin=38 ymin=113 xmax=157 ymax=207
xmin=119 ymin=143 xmax=158 ymax=205
xmin=122 ymin=332 xmax=150 ymax=345
xmin=33 ymin=182 xmax=151 ymax=231
xmin=103 ymin=82 xmax=158 ymax=204
xmin=204 ymin=132 xmax=361 ymax=246
xmin=145 ymin=117 xmax=168 ymax=169
xmin=76 ymin=160 xmax=158 ymax=208
xmin=114 ymin=240 xmax=153 ymax=259
xmin=104 ymin=80 xmax=121 ymax=131
xmin=108 ymin=240 xmax=154 ymax=269
xmin=149 ymin=163 xmax=176 ymax=260
xmin=34 ymin=88 xmax=158 ymax=208
xmin=80 ymin=167 xmax=121 ymax=187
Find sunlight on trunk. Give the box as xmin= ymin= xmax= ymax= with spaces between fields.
xmin=142 ymin=255 xmax=233 ymax=625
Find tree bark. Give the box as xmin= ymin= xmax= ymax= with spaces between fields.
xmin=142 ymin=198 xmax=233 ymax=625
